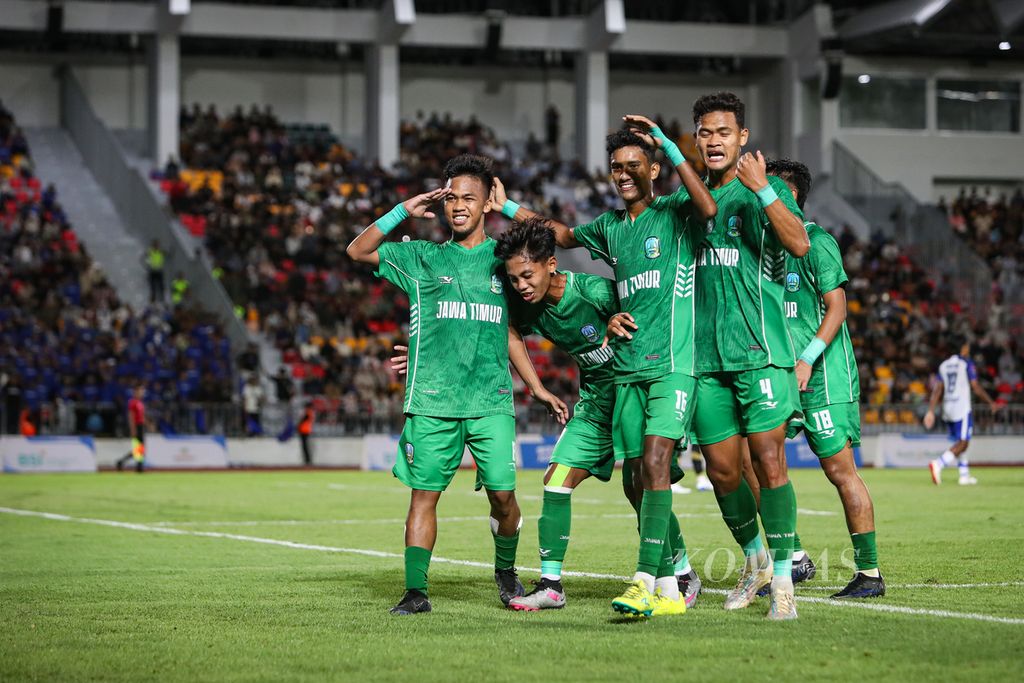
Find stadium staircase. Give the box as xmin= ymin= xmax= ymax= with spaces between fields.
xmin=52 ymin=70 xmax=274 ymax=367
xmin=23 ymin=127 xmax=150 ymax=312
xmin=829 ymin=141 xmax=997 ymax=322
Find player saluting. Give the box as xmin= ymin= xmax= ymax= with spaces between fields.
xmin=768 ymin=158 xmax=884 ymax=600
xmin=346 ymin=154 xmax=566 ymax=616
xmin=688 ymin=92 xmax=809 ymax=620
xmin=924 ymin=336 xmax=1000 ymax=486
xmin=394 ymin=216 xmax=700 ymax=613
xmin=499 ymin=115 xmax=717 ymax=616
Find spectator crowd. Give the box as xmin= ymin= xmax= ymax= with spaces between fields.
xmin=0 ymin=101 xmax=235 ymax=437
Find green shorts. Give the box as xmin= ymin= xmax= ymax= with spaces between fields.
xmin=550 ymin=415 xmax=615 ymax=482
xmin=693 ymin=365 xmax=802 ymax=445
xmin=394 ymin=414 xmax=516 ymax=492
xmin=786 ymin=401 xmax=861 ymax=459
xmin=613 ymin=372 xmax=697 ymax=460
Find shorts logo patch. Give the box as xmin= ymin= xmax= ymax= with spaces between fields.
xmin=786 ymin=272 xmax=800 ymax=292
xmin=644 ymin=236 xmax=661 ymax=259
xmin=438 ymin=276 xmax=454 ymax=285
xmin=727 ymin=215 xmax=742 ymax=237
xmin=580 ymin=324 xmax=600 ymax=343
xmin=405 ymin=443 xmax=414 ymax=464
xmin=490 ymin=274 xmax=503 ymax=294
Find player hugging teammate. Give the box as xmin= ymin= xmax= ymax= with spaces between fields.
xmin=348 ymin=92 xmax=883 ymax=619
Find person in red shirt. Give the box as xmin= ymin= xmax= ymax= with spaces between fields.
xmin=116 ymin=385 xmax=147 ymax=473
xmin=298 ymin=402 xmax=314 ymax=466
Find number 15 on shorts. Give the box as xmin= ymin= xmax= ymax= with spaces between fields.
xmin=675 ymin=390 xmax=688 ymax=421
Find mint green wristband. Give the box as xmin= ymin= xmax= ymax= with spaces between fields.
xmin=799 ymin=337 xmax=827 ymax=365
xmin=651 ymin=126 xmax=685 ymax=167
xmin=376 ymin=203 xmax=409 ymax=235
xmin=501 ymin=199 xmax=521 ymax=220
xmin=756 ymin=183 xmax=780 ymax=208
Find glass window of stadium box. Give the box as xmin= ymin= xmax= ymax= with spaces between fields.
xmin=840 ymin=75 xmax=926 ymax=129
xmin=936 ymin=79 xmax=1021 ymax=133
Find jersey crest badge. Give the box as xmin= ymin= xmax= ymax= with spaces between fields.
xmin=786 ymin=272 xmax=800 ymax=292
xmin=727 ymin=215 xmax=742 ymax=237
xmin=644 ymin=236 xmax=661 ymax=259
xmin=405 ymin=443 xmax=414 ymax=464
xmin=580 ymin=324 xmax=600 ymax=343
xmin=490 ymin=274 xmax=503 ymax=294
xmin=438 ymin=276 xmax=454 ymax=285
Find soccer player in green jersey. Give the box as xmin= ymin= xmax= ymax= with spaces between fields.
xmin=347 ymin=154 xmax=567 ymax=616
xmin=766 ymin=158 xmax=884 ymax=599
xmin=496 ymin=217 xmax=702 ymax=613
xmin=689 ymin=92 xmax=810 ymax=620
xmin=495 ymin=116 xmax=717 ymax=616
xmin=393 ymin=215 xmax=701 ymax=614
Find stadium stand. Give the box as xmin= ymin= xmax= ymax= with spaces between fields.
xmin=0 ymin=102 xmax=235 ymax=437
xmin=942 ymin=185 xmax=1024 ymax=301
xmin=154 ymin=103 xmax=1023 ymax=432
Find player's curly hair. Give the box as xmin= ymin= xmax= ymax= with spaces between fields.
xmin=766 ymin=158 xmax=812 ymax=210
xmin=606 ymin=129 xmax=656 ymax=163
xmin=442 ymin=154 xmax=494 ymax=194
xmin=692 ymin=91 xmax=745 ymax=129
xmin=495 ymin=216 xmax=556 ymax=263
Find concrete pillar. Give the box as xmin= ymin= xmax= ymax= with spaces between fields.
xmin=148 ymin=30 xmax=179 ymax=166
xmin=575 ymin=50 xmax=608 ymax=176
xmin=365 ymin=44 xmax=400 ymax=169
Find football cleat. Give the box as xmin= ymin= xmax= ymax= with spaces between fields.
xmin=389 ymin=589 xmax=432 ymax=615
xmin=792 ymin=553 xmax=817 ymax=583
xmin=670 ymin=483 xmax=692 ymax=494
xmin=495 ymin=568 xmax=525 ymax=607
xmin=724 ymin=559 xmax=772 ymax=610
xmin=695 ymin=474 xmax=714 ymax=492
xmin=929 ymin=460 xmax=942 ymax=485
xmin=508 ymin=578 xmax=566 ymax=611
xmin=611 ymin=580 xmax=656 ymax=617
xmin=958 ymin=475 xmax=978 ymax=486
xmin=677 ymin=569 xmax=702 ymax=609
xmin=831 ymin=572 xmax=886 ymax=599
xmin=766 ymin=583 xmax=798 ymax=620
xmin=649 ymin=589 xmax=687 ymax=617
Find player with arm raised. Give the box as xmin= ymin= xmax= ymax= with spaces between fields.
xmin=767 ymin=158 xmax=884 ymax=599
xmin=393 ymin=217 xmax=701 ymax=613
xmin=688 ymin=92 xmax=809 ymax=620
xmin=924 ymin=336 xmax=1000 ymax=486
xmin=493 ymin=118 xmax=717 ymax=617
xmin=346 ymin=154 xmax=566 ymax=616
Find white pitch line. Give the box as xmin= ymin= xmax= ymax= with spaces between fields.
xmin=799 ymin=581 xmax=1024 ymax=591
xmin=148 ymin=512 xmax=723 ymax=527
xmin=5 ymin=506 xmax=1021 ymax=626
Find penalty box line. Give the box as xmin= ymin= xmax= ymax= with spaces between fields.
xmin=2 ymin=506 xmax=1022 ymax=626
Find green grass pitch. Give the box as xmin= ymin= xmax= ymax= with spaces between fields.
xmin=1 ymin=467 xmax=1023 ymax=682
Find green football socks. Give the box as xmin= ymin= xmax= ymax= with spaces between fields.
xmin=760 ymin=482 xmax=797 ymax=577
xmin=404 ymin=546 xmax=432 ymax=593
xmin=715 ymin=478 xmax=761 ymax=548
xmin=851 ymin=530 xmax=879 ymax=572
xmin=538 ymin=489 xmax=572 ymax=579
xmin=637 ymin=489 xmax=673 ymax=576
xmin=493 ymin=525 xmax=520 ymax=572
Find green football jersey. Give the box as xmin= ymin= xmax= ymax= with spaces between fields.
xmin=509 ymin=271 xmax=618 ymax=422
xmin=571 ymin=188 xmax=699 ymax=383
xmin=784 ymin=222 xmax=860 ymax=408
xmin=693 ymin=175 xmax=804 ymax=373
xmin=375 ymin=238 xmax=514 ymax=418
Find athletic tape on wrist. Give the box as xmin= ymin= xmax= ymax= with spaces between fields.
xmin=799 ymin=337 xmax=827 ymax=365
xmin=376 ymin=203 xmax=409 ymax=235
xmin=651 ymin=126 xmax=685 ymax=167
xmin=756 ymin=183 xmax=780 ymax=208
xmin=501 ymin=199 xmax=521 ymax=220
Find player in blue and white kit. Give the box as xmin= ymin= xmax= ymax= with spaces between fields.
xmin=923 ymin=336 xmax=1000 ymax=485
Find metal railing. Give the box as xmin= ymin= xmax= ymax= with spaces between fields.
xmin=832 ymin=141 xmax=993 ymax=321
xmin=7 ymin=401 xmax=1023 ymax=439
xmin=58 ymin=69 xmax=252 ymax=353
